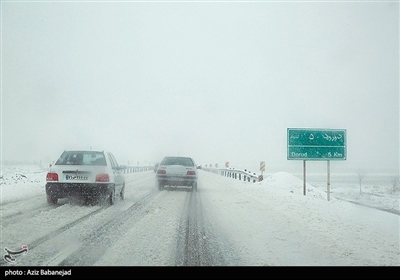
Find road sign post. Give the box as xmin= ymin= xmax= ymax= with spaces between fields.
xmin=303 ymin=160 xmax=306 ymax=196
xmin=327 ymin=160 xmax=330 ymax=201
xmin=287 ymin=128 xmax=346 ymax=198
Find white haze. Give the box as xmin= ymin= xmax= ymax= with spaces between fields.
xmin=1 ymin=1 xmax=399 ymax=175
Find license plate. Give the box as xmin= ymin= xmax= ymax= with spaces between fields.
xmin=65 ymin=175 xmax=88 ymax=181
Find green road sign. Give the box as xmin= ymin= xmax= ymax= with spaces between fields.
xmin=287 ymin=128 xmax=346 ymax=160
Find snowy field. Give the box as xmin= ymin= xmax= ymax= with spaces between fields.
xmin=286 ymin=172 xmax=400 ymax=215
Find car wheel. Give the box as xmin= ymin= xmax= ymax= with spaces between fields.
xmin=192 ymin=182 xmax=197 ymax=192
xmin=109 ymin=187 xmax=115 ymax=205
xmin=46 ymin=194 xmax=57 ymax=205
xmin=158 ymin=182 xmax=164 ymax=191
xmin=120 ymin=184 xmax=125 ymax=200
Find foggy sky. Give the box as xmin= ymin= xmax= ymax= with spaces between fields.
xmin=1 ymin=1 xmax=399 ymax=174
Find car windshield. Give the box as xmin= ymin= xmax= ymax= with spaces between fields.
xmin=55 ymin=151 xmax=107 ymax=166
xmin=160 ymin=157 xmax=194 ymax=167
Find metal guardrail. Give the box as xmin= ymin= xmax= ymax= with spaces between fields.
xmin=202 ymin=167 xmax=259 ymax=183
xmin=123 ymin=165 xmax=154 ymax=173
xmin=122 ymin=165 xmax=260 ymax=183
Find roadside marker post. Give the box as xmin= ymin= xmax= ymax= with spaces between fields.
xmin=259 ymin=161 xmax=265 ymax=181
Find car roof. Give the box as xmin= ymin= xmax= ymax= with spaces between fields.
xmin=160 ymin=156 xmax=195 ymax=164
xmin=62 ymin=150 xmax=105 ymax=153
xmin=163 ymin=156 xmax=193 ymax=159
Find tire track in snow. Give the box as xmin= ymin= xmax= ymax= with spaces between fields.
xmin=0 ymin=206 xmax=103 ymax=266
xmin=175 ymin=189 xmax=227 ymax=266
xmin=57 ymin=190 xmax=158 ymax=266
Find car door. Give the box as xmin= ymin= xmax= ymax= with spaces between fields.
xmin=107 ymin=153 xmax=124 ymax=192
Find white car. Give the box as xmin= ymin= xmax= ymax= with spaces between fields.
xmin=45 ymin=150 xmax=126 ymax=205
xmin=156 ymin=156 xmax=198 ymax=191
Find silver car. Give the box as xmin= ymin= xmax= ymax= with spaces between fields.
xmin=45 ymin=150 xmax=126 ymax=205
xmin=156 ymin=156 xmax=198 ymax=191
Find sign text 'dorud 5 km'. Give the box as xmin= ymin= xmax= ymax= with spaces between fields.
xmin=287 ymin=128 xmax=347 ymax=160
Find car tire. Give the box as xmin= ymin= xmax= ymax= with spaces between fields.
xmin=120 ymin=184 xmax=125 ymax=200
xmin=109 ymin=187 xmax=115 ymax=205
xmin=46 ymin=194 xmax=58 ymax=205
xmin=158 ymin=182 xmax=164 ymax=191
xmin=192 ymin=182 xmax=197 ymax=192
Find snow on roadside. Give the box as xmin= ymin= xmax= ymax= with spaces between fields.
xmin=1 ymin=165 xmax=48 ymax=203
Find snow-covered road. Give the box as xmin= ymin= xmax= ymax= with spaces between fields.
xmin=1 ymin=165 xmax=399 ymax=267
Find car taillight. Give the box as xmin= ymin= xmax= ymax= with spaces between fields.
xmin=157 ymin=170 xmax=166 ymax=174
xmin=187 ymin=171 xmax=196 ymax=175
xmin=46 ymin=172 xmax=59 ymax=181
xmin=96 ymin=174 xmax=109 ymax=182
